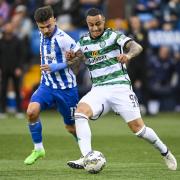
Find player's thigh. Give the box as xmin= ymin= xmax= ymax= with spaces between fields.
xmin=110 ymin=85 xmax=141 ymax=122
xmin=79 ymin=87 xmax=110 ymax=120
xmin=55 ymin=87 xmax=79 ymax=125
xmin=30 ymin=85 xmax=54 ymax=111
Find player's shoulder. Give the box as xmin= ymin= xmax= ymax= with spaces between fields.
xmin=78 ymin=32 xmax=90 ymax=44
xmin=104 ymin=28 xmax=124 ymax=39
xmin=105 ymin=28 xmax=114 ymax=33
xmin=55 ymin=28 xmax=71 ymax=40
xmin=111 ymin=29 xmax=130 ymax=42
xmin=56 ymin=28 xmax=66 ymax=37
xmin=108 ymin=28 xmax=124 ymax=35
xmin=104 ymin=28 xmax=117 ymax=34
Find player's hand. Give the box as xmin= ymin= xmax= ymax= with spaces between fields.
xmin=117 ymin=54 xmax=130 ymax=64
xmin=40 ymin=64 xmax=51 ymax=73
xmin=65 ymin=51 xmax=75 ymax=60
xmin=65 ymin=50 xmax=76 ymax=65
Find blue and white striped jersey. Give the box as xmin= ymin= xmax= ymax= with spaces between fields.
xmin=39 ymin=26 xmax=80 ymax=89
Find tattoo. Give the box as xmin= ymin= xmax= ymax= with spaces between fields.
xmin=124 ymin=41 xmax=143 ymax=60
xmin=75 ymin=50 xmax=86 ymax=61
xmin=68 ymin=50 xmax=86 ymax=75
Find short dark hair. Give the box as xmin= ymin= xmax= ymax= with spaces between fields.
xmin=34 ymin=6 xmax=54 ymax=22
xmin=85 ymin=8 xmax=104 ymax=18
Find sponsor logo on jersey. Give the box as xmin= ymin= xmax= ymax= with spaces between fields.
xmin=45 ymin=53 xmax=56 ymax=62
xmin=91 ymin=50 xmax=99 ymax=58
xmin=88 ymin=55 xmax=107 ymax=64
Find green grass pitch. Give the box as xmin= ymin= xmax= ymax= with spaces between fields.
xmin=0 ymin=112 xmax=180 ymax=180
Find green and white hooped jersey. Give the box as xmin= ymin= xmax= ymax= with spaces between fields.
xmin=78 ymin=28 xmax=132 ymax=87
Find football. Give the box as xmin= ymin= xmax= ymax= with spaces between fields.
xmin=83 ymin=150 xmax=106 ymax=174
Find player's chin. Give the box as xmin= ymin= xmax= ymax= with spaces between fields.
xmin=44 ymin=33 xmax=51 ymax=37
xmin=92 ymin=32 xmax=102 ymax=38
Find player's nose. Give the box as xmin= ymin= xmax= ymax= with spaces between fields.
xmin=93 ymin=26 xmax=98 ymax=31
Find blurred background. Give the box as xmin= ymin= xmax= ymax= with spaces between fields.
xmin=0 ymin=0 xmax=180 ymax=118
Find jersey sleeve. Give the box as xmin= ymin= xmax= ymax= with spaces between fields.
xmin=115 ymin=31 xmax=132 ymax=48
xmin=77 ymin=41 xmax=81 ymax=49
xmin=61 ymin=33 xmax=80 ymax=53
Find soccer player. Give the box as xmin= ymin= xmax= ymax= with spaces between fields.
xmin=24 ymin=6 xmax=82 ymax=165
xmin=66 ymin=8 xmax=177 ymax=170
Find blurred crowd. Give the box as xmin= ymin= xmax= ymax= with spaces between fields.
xmin=125 ymin=0 xmax=180 ymax=115
xmin=0 ymin=0 xmax=180 ymax=118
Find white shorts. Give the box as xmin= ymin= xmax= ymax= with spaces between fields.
xmin=79 ymin=84 xmax=141 ymax=123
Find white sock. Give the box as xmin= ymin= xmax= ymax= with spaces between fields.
xmin=136 ymin=126 xmax=168 ymax=154
xmin=34 ymin=142 xmax=44 ymax=151
xmin=75 ymin=113 xmax=92 ymax=156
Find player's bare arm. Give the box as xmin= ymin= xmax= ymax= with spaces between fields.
xmin=65 ymin=49 xmax=86 ymax=74
xmin=66 ymin=49 xmax=85 ymax=64
xmin=117 ymin=41 xmax=143 ymax=64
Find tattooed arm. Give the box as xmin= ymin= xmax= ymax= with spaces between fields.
xmin=65 ymin=49 xmax=86 ymax=75
xmin=117 ymin=40 xmax=143 ymax=64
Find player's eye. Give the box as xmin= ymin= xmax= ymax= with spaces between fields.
xmin=47 ymin=25 xmax=51 ymax=29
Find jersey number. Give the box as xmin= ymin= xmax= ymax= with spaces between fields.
xmin=70 ymin=107 xmax=76 ymax=119
xmin=129 ymin=94 xmax=139 ymax=107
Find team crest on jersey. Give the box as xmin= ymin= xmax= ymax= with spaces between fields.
xmin=99 ymin=41 xmax=106 ymax=48
xmin=91 ymin=51 xmax=99 ymax=58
